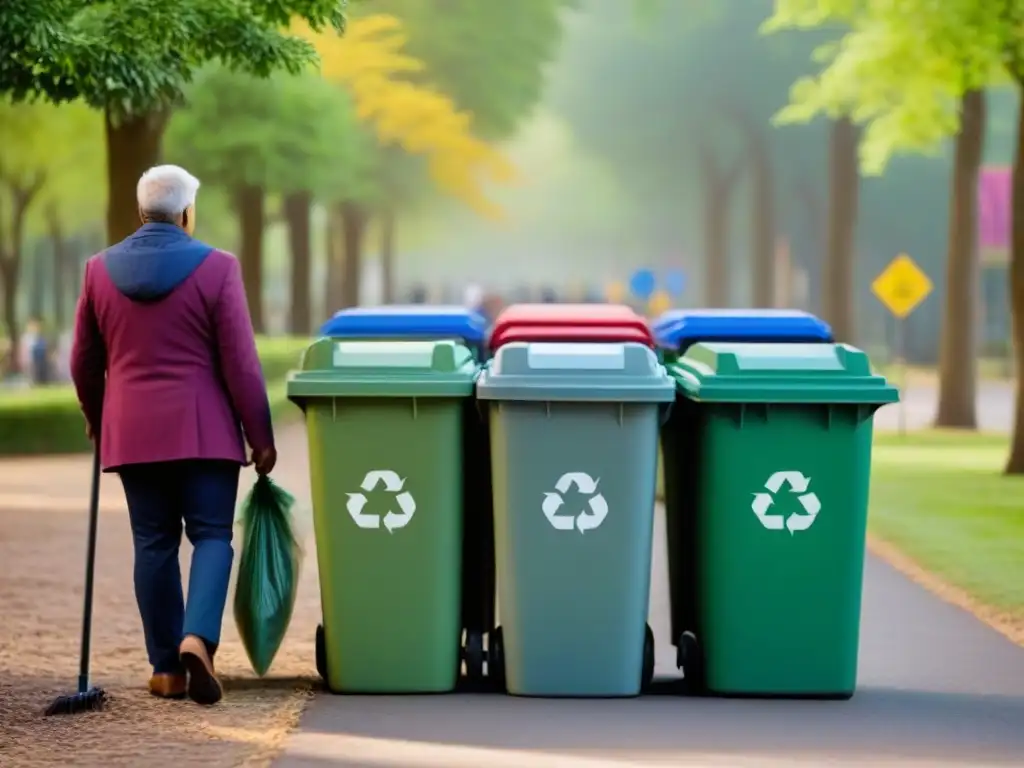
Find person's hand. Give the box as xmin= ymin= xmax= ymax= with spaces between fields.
xmin=253 ymin=446 xmax=277 ymax=476
xmin=85 ymin=422 xmax=95 ymax=441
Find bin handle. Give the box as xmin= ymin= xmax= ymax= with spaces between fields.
xmin=476 ymin=400 xmax=671 ymax=425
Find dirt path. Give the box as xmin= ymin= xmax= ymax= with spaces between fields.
xmin=0 ymin=423 xmax=323 ymax=768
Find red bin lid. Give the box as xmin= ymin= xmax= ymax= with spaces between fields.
xmin=489 ymin=324 xmax=654 ymax=351
xmin=495 ymin=303 xmax=644 ymax=328
xmin=492 ymin=303 xmax=650 ymax=343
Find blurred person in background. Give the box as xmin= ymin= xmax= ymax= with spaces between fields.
xmin=70 ymin=164 xmax=277 ymax=706
xmin=539 ymin=286 xmax=559 ymax=303
xmin=19 ymin=317 xmax=51 ymax=385
xmin=464 ymin=283 xmax=485 ymax=315
xmin=481 ymin=293 xmax=505 ymax=324
xmin=407 ymin=284 xmax=428 ymax=304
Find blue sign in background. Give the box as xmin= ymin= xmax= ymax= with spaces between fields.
xmin=664 ymin=268 xmax=687 ymax=298
xmin=629 ymin=268 xmax=656 ymax=300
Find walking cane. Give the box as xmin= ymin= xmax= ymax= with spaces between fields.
xmin=44 ymin=442 xmax=106 ymax=715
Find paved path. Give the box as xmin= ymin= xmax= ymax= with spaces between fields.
xmin=274 ymin=515 xmax=1024 ymax=768
xmin=874 ymin=379 xmax=1015 ymax=432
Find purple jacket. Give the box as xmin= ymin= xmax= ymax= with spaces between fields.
xmin=71 ymin=223 xmax=275 ymax=471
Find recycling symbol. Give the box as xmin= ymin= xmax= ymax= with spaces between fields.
xmin=751 ymin=471 xmax=821 ymax=535
xmin=346 ymin=470 xmax=416 ymax=533
xmin=542 ymin=472 xmax=609 ymax=534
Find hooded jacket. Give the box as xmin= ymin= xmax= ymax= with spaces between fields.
xmin=71 ymin=222 xmax=274 ymax=470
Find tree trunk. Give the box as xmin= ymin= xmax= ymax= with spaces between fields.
xmin=794 ymin=172 xmax=825 ymax=255
xmin=0 ymin=259 xmax=17 ymax=375
xmin=105 ymin=109 xmax=167 ymax=245
xmin=325 ymin=209 xmax=343 ymax=320
xmin=233 ymin=185 xmax=265 ymax=333
xmin=339 ymin=201 xmax=368 ymax=309
xmin=29 ymin=239 xmax=46 ymax=320
xmin=283 ymin=191 xmax=313 ymax=335
xmin=1005 ymin=87 xmax=1024 ymax=473
xmin=48 ymin=207 xmax=68 ymax=330
xmin=935 ymin=90 xmax=985 ymax=429
xmin=0 ymin=177 xmax=45 ymax=374
xmin=750 ymin=131 xmax=777 ymax=308
xmin=824 ymin=117 xmax=861 ymax=343
xmin=699 ymin=142 xmax=744 ymax=307
xmin=703 ymin=192 xmax=729 ymax=307
xmin=380 ymin=207 xmax=397 ymax=304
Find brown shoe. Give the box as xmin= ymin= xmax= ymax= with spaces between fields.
xmin=179 ymin=634 xmax=223 ymax=705
xmin=149 ymin=673 xmax=186 ymax=699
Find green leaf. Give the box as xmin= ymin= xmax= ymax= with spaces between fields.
xmin=0 ymin=0 xmax=350 ymax=118
xmin=763 ymin=0 xmax=1011 ymax=172
xmin=164 ymin=66 xmax=363 ymax=202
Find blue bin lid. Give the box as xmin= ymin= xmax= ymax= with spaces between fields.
xmin=320 ymin=305 xmax=488 ymax=344
xmin=476 ymin=342 xmax=675 ymax=403
xmin=653 ymin=309 xmax=833 ymax=351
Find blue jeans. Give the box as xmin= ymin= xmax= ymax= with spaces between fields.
xmin=119 ymin=460 xmax=240 ymax=674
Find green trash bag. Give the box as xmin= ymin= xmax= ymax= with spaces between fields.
xmin=234 ymin=475 xmax=302 ymax=676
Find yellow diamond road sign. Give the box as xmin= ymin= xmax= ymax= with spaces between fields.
xmin=647 ymin=290 xmax=672 ymax=317
xmin=871 ymin=253 xmax=933 ymax=319
xmin=605 ymin=281 xmax=625 ymax=304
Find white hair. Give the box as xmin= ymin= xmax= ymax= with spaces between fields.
xmin=137 ymin=165 xmax=201 ymax=218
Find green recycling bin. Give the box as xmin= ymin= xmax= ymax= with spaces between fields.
xmin=663 ymin=341 xmax=898 ymax=698
xmin=287 ymin=339 xmax=478 ymax=693
xmin=476 ymin=341 xmax=675 ymax=697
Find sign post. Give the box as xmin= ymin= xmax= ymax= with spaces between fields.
xmin=870 ymin=253 xmax=934 ymax=436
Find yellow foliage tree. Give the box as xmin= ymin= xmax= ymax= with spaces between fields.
xmin=294 ymin=14 xmax=516 ymax=221
xmin=292 ymin=14 xmax=517 ymax=306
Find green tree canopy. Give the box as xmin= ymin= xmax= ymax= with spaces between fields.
xmin=764 ymin=0 xmax=1007 ymax=174
xmin=0 ymin=98 xmax=105 ymax=370
xmin=552 ymin=0 xmax=828 ymax=199
xmin=549 ymin=0 xmax=835 ymax=305
xmin=166 ymin=68 xmax=360 ymax=202
xmin=2 ymin=0 xmax=346 ymax=117
xmin=359 ymin=0 xmax=573 ymax=141
xmin=2 ymin=0 xmax=349 ymax=244
xmin=165 ymin=66 xmax=365 ymax=330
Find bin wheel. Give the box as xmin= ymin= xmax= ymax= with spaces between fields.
xmin=463 ymin=629 xmax=485 ymax=682
xmin=315 ymin=624 xmax=342 ymax=694
xmin=315 ymin=624 xmax=328 ymax=681
xmin=488 ymin=626 xmax=506 ymax=692
xmin=642 ymin=624 xmax=655 ymax=691
xmin=676 ymin=631 xmax=703 ymax=692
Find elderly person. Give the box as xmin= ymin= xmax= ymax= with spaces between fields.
xmin=70 ymin=164 xmax=277 ymax=706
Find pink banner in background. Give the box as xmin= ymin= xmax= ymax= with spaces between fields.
xmin=978 ymin=166 xmax=1010 ymax=264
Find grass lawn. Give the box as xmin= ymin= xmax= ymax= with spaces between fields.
xmin=869 ymin=430 xmax=1024 ymax=618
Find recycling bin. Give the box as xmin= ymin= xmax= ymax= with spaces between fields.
xmin=654 ymin=308 xmax=834 ymax=673
xmin=490 ymin=324 xmax=653 ymax=351
xmin=321 ymin=304 xmax=489 ymax=360
xmin=318 ymin=305 xmax=496 ymax=681
xmin=476 ymin=341 xmax=675 ymax=697
xmin=652 ymin=309 xmax=833 ymax=362
xmin=491 ymin=303 xmax=654 ymax=351
xmin=287 ymin=338 xmax=479 ymax=693
xmin=663 ymin=341 xmax=898 ymax=697
xmin=496 ymin=302 xmax=646 ymax=327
